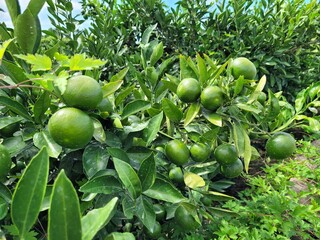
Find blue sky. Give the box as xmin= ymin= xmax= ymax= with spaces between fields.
xmin=0 ymin=0 xmax=178 ymax=29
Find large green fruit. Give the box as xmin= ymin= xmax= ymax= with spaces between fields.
xmin=165 ymin=140 xmax=190 ymax=166
xmin=62 ymin=75 xmax=103 ymax=110
xmin=176 ymin=78 xmax=201 ymax=103
xmin=266 ymin=132 xmax=296 ymax=159
xmin=48 ymin=107 xmax=94 ymax=149
xmin=230 ymin=57 xmax=257 ymax=80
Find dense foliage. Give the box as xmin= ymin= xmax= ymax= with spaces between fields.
xmin=0 ymin=0 xmax=319 ymax=239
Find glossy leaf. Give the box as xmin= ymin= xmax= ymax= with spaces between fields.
xmin=143 ymin=111 xmax=163 ymax=146
xmin=184 ymin=172 xmax=205 ymax=189
xmin=102 ymin=80 xmax=123 ymax=97
xmin=0 ymin=59 xmax=27 ymax=83
xmin=48 ymin=170 xmax=82 ymax=240
xmin=150 ymin=42 xmax=164 ymax=66
xmin=15 ymin=54 xmax=52 ymax=71
xmin=4 ymin=0 xmax=20 ymax=24
xmin=0 ymin=39 xmax=14 ymax=64
xmin=105 ymin=232 xmax=135 ymax=240
xmin=81 ymin=197 xmax=118 ymax=240
xmin=0 ymin=183 xmax=12 ymax=203
xmin=33 ymin=131 xmax=62 ymax=158
xmin=0 ymin=96 xmax=32 ymax=120
xmin=0 ymin=116 xmax=23 ymax=129
xmin=248 ymin=75 xmax=267 ymax=103
xmin=162 ymin=98 xmax=183 ymax=123
xmin=107 ymin=148 xmax=130 ymax=163
xmin=122 ymin=196 xmax=135 ymax=219
xmin=14 ymin=9 xmax=38 ymax=54
xmin=113 ymin=158 xmax=142 ymax=199
xmin=136 ymin=196 xmax=156 ymax=232
xmin=184 ymin=102 xmax=200 ymax=127
xmin=236 ymin=103 xmax=261 ymax=114
xmin=110 ymin=67 xmax=129 ymax=82
xmin=143 ymin=178 xmax=186 ymax=203
xmin=11 ymin=147 xmax=49 ymax=237
xmin=138 ymin=156 xmax=156 ymax=191
xmin=83 ymin=144 xmax=109 ymax=179
xmin=202 ymin=110 xmax=223 ymax=127
xmin=27 ymin=0 xmax=46 ymax=16
xmin=92 ymin=118 xmax=106 ymax=143
xmin=180 ymin=55 xmax=197 ymax=79
xmin=0 ymin=197 xmax=8 ymax=220
xmin=33 ymin=91 xmax=50 ymax=124
xmin=69 ymin=54 xmax=107 ymax=71
xmin=141 ymin=24 xmax=157 ymax=45
xmin=196 ymin=53 xmax=208 ymax=85
xmin=122 ymin=100 xmax=151 ymax=119
xmin=79 ymin=175 xmax=122 ymax=194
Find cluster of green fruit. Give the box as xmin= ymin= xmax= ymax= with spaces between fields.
xmin=48 ymin=75 xmax=104 ymax=149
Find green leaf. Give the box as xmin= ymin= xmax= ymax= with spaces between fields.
xmin=184 ymin=102 xmax=200 ymax=127
xmin=196 ymin=53 xmax=208 ymax=85
xmin=110 ymin=67 xmax=129 ymax=82
xmin=143 ymin=178 xmax=186 ymax=203
xmin=236 ymin=103 xmax=261 ymax=114
xmin=48 ymin=170 xmax=82 ymax=240
xmin=115 ymin=85 xmax=135 ymax=107
xmin=150 ymin=42 xmax=164 ymax=66
xmin=81 ymin=197 xmax=118 ymax=240
xmin=82 ymin=144 xmax=109 ymax=179
xmin=206 ymin=191 xmax=236 ymax=201
xmin=143 ymin=112 xmax=163 ymax=146
xmin=92 ymin=118 xmax=106 ymax=143
xmin=0 ymin=183 xmax=12 ymax=203
xmin=69 ymin=54 xmax=107 ymax=71
xmin=138 ymin=156 xmax=156 ymax=191
xmin=0 ymin=59 xmax=27 ymax=83
xmin=202 ymin=110 xmax=223 ymax=127
xmin=33 ymin=131 xmax=62 ymax=158
xmin=14 ymin=54 xmax=52 ymax=71
xmin=0 ymin=197 xmax=8 ymax=220
xmin=0 ymin=96 xmax=32 ymax=121
xmin=0 ymin=116 xmax=23 ymax=129
xmin=0 ymin=39 xmax=14 ymax=64
xmin=79 ymin=175 xmax=122 ymax=194
xmin=102 ymin=80 xmax=123 ymax=97
xmin=40 ymin=185 xmax=53 ymax=211
xmin=27 ymin=0 xmax=46 ymax=16
xmin=232 ymin=122 xmax=251 ymax=172
xmin=141 ymin=24 xmax=157 ymax=45
xmin=53 ymin=70 xmax=69 ymax=95
xmin=145 ymin=67 xmax=159 ymax=89
xmin=33 ymin=91 xmax=50 ymax=124
xmin=122 ymin=100 xmax=151 ymax=119
xmin=11 ymin=147 xmax=49 ymax=237
xmin=105 ymin=232 xmax=135 ymax=240
xmin=248 ymin=75 xmax=267 ymax=103
xmin=122 ymin=196 xmax=135 ymax=219
xmin=14 ymin=9 xmax=39 ymax=54
xmin=180 ymin=55 xmax=197 ymax=80
xmin=107 ymin=148 xmax=130 ymax=163
xmin=113 ymin=158 xmax=142 ymax=199
xmin=162 ymin=98 xmax=183 ymax=123
xmin=136 ymin=196 xmax=156 ymax=232
xmin=184 ymin=172 xmax=205 ymax=189
xmin=4 ymin=0 xmax=20 ymax=24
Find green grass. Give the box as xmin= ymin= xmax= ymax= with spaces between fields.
xmin=184 ymin=139 xmax=320 ymax=240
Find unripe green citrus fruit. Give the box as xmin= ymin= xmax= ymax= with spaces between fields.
xmin=48 ymin=107 xmax=94 ymax=149
xmin=165 ymin=139 xmax=190 ymax=166
xmin=176 ymin=78 xmax=201 ymax=103
xmin=266 ymin=132 xmax=296 ymax=159
xmin=230 ymin=57 xmax=257 ymax=80
xmin=190 ymin=143 xmax=211 ymax=162
xmin=220 ymin=158 xmax=243 ymax=178
xmin=62 ymin=75 xmax=103 ymax=110
xmin=214 ymin=143 xmax=238 ymax=165
xmin=200 ymin=86 xmax=224 ymax=111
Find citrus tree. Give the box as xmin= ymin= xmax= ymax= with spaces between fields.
xmin=0 ymin=0 xmax=320 ymax=239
